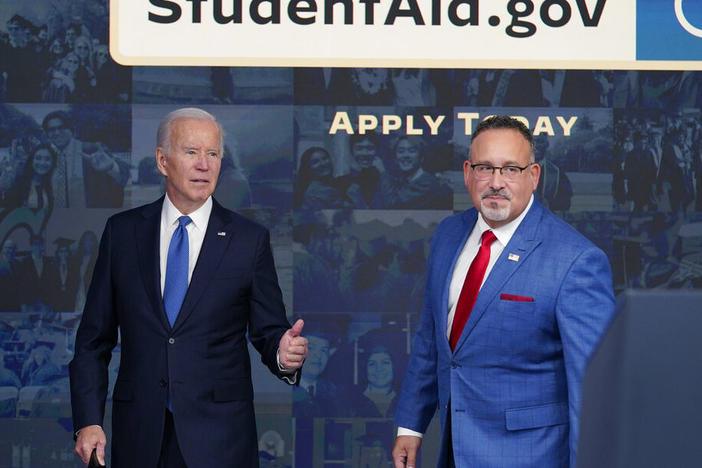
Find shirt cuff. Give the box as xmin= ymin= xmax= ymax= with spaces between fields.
xmin=276 ymin=349 xmax=298 ymax=385
xmin=397 ymin=427 xmax=424 ymax=438
xmin=75 ymin=424 xmax=102 ymax=438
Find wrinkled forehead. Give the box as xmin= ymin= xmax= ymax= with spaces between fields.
xmin=171 ymin=118 xmax=222 ymax=144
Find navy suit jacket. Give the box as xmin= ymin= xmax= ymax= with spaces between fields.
xmin=395 ymin=200 xmax=615 ymax=467
xmin=69 ymin=197 xmax=294 ymax=467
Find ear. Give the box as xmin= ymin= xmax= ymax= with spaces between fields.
xmin=156 ymin=147 xmax=168 ymax=177
xmin=462 ymin=160 xmax=471 ymax=189
xmin=529 ymin=162 xmax=541 ymax=190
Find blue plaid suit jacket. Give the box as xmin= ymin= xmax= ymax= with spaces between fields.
xmin=395 ymin=199 xmax=615 ymax=467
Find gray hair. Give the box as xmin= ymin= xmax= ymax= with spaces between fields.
xmin=156 ymin=107 xmax=224 ymax=155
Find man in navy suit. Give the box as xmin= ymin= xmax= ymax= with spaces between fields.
xmin=392 ymin=116 xmax=615 ymax=467
xmin=69 ymin=108 xmax=308 ymax=467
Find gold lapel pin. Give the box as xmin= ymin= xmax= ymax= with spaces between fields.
xmin=508 ymin=253 xmax=519 ymax=262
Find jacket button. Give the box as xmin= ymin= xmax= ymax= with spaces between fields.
xmin=168 ymin=337 xmax=175 ymax=344
xmin=159 ymin=380 xmax=168 ymax=388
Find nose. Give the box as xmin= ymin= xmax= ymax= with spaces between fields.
xmin=488 ymin=168 xmax=506 ymax=188
xmin=194 ymin=153 xmax=210 ymax=170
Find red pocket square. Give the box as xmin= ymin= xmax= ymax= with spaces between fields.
xmin=500 ymin=293 xmax=534 ymax=302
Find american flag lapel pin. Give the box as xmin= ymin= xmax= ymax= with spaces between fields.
xmin=217 ymin=231 xmax=226 ymax=236
xmin=508 ymin=253 xmax=519 ymax=262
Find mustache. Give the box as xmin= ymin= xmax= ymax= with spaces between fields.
xmin=481 ymin=188 xmax=512 ymax=201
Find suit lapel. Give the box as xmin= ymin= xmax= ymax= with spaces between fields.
xmin=438 ymin=210 xmax=478 ymax=354
xmin=171 ymin=200 xmax=234 ymax=332
xmin=452 ymin=202 xmax=545 ymax=353
xmin=135 ymin=198 xmax=171 ymax=331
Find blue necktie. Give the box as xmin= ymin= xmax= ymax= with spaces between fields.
xmin=164 ymin=216 xmax=191 ymax=327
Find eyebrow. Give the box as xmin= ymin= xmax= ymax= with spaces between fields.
xmin=183 ymin=146 xmax=216 ymax=150
xmin=471 ymin=158 xmax=525 ymax=166
xmin=182 ymin=146 xmax=220 ymax=154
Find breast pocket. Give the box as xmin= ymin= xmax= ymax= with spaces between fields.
xmin=497 ymin=298 xmax=538 ymax=328
xmin=212 ymin=269 xmax=251 ymax=303
xmin=489 ymin=298 xmax=555 ymax=355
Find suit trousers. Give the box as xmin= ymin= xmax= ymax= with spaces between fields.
xmin=159 ymin=409 xmax=187 ymax=468
xmin=444 ymin=402 xmax=456 ymax=468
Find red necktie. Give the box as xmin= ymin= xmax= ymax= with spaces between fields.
xmin=449 ymin=230 xmax=497 ymax=352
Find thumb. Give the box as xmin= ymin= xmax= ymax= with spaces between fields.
xmin=97 ymin=444 xmax=106 ymax=465
xmin=96 ymin=429 xmax=107 ymax=465
xmin=289 ymin=319 xmax=304 ymax=337
xmin=406 ymin=447 xmax=417 ymax=468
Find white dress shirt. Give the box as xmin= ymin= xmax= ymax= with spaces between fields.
xmin=446 ymin=195 xmax=534 ymax=338
xmin=159 ymin=195 xmax=212 ymax=295
xmin=398 ymin=195 xmax=534 ymax=438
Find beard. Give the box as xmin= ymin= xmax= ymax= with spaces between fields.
xmin=480 ymin=188 xmax=512 ymax=222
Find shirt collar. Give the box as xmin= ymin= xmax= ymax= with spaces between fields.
xmin=162 ymin=194 xmax=213 ymax=231
xmin=476 ymin=194 xmax=534 ymax=246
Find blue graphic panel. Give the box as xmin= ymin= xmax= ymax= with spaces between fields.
xmin=637 ymin=0 xmax=702 ymax=60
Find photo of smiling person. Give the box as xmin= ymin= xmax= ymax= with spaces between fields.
xmin=42 ymin=52 xmax=82 ymax=103
xmin=7 ymin=144 xmax=57 ymax=213
xmin=359 ymin=344 xmax=400 ymax=418
xmin=344 ymin=132 xmax=384 ymax=208
xmin=333 ymin=326 xmax=409 ymax=419
xmin=294 ymin=146 xmax=353 ymax=210
xmin=292 ymin=328 xmax=340 ymax=416
xmin=42 ymin=109 xmax=130 ymax=208
xmin=373 ymin=135 xmax=452 ymax=209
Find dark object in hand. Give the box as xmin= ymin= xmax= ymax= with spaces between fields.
xmin=88 ymin=448 xmax=106 ymax=468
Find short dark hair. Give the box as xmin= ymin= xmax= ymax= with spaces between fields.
xmin=8 ymin=14 xmax=34 ymax=30
xmin=471 ymin=115 xmax=534 ymax=156
xmin=41 ymin=110 xmax=71 ymax=132
xmin=349 ymin=132 xmax=379 ymax=150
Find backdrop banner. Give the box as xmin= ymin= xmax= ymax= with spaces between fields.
xmin=111 ymin=0 xmax=702 ymax=68
xmin=0 ymin=0 xmax=701 ymax=467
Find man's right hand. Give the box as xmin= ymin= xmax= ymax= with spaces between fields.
xmin=393 ymin=435 xmax=422 ymax=468
xmin=74 ymin=425 xmax=106 ymax=466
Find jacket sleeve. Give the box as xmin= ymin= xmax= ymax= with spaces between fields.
xmin=69 ymin=218 xmax=119 ymax=432
xmin=246 ymin=228 xmax=296 ymax=384
xmin=555 ymin=245 xmax=616 ymax=467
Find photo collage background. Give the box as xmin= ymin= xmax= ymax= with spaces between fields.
xmin=2 ymin=2 xmax=702 ymax=467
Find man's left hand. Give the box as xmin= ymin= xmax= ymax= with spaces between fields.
xmin=278 ymin=319 xmax=308 ymax=370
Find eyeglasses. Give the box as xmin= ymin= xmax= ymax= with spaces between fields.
xmin=470 ymin=163 xmax=533 ymax=181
